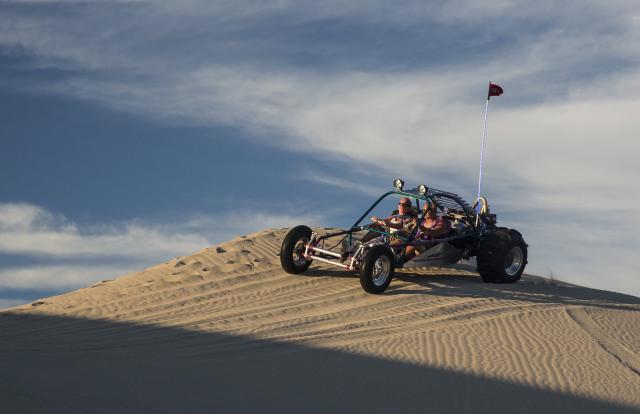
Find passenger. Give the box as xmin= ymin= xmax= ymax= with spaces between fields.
xmin=405 ymin=199 xmax=450 ymax=257
xmin=418 ymin=199 xmax=450 ymax=238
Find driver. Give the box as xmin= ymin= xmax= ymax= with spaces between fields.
xmin=346 ymin=198 xmax=418 ymax=255
xmin=370 ymin=197 xmax=418 ymax=241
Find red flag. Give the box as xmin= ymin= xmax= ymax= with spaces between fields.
xmin=488 ymin=83 xmax=503 ymax=99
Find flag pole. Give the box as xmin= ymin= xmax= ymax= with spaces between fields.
xmin=475 ymin=81 xmax=502 ymax=227
xmin=475 ymin=82 xmax=492 ymax=227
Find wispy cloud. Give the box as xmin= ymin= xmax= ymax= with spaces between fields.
xmin=298 ymin=171 xmax=386 ymax=197
xmin=0 ymin=202 xmax=322 ymax=293
xmin=0 ymin=203 xmax=209 ymax=260
xmin=0 ymin=264 xmax=135 ymax=290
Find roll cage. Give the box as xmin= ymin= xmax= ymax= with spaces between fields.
xmin=311 ymin=186 xmax=480 ymax=266
xmin=351 ymin=187 xmax=476 ymax=230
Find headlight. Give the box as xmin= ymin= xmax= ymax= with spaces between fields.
xmin=418 ymin=184 xmax=428 ymax=196
xmin=393 ymin=178 xmax=404 ymax=191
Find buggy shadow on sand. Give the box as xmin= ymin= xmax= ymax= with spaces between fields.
xmin=280 ymin=179 xmax=528 ymax=294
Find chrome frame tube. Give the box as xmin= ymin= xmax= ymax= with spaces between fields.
xmin=309 ymin=255 xmax=350 ymax=269
xmin=348 ymin=245 xmax=365 ymax=271
xmin=304 ymin=233 xmax=317 ymax=258
xmin=308 ymin=245 xmax=342 ymax=259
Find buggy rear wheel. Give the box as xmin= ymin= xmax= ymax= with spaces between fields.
xmin=280 ymin=226 xmax=313 ymax=274
xmin=477 ymin=229 xmax=527 ymax=283
xmin=360 ymin=245 xmax=395 ymax=294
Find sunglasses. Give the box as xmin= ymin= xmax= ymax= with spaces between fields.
xmin=398 ymin=202 xmax=410 ymax=207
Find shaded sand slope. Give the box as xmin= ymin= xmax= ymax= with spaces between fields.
xmin=1 ymin=228 xmax=639 ymax=413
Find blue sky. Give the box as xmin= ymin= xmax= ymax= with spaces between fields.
xmin=1 ymin=0 xmax=639 ymax=306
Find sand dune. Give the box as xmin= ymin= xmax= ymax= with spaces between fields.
xmin=1 ymin=228 xmax=639 ymax=413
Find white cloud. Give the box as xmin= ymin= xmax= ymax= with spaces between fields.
xmin=297 ymin=171 xmax=386 ymax=197
xmin=0 ymin=203 xmax=321 ymax=291
xmin=0 ymin=203 xmax=208 ymax=260
xmin=180 ymin=211 xmax=327 ymax=239
xmin=0 ymin=264 xmax=135 ymax=290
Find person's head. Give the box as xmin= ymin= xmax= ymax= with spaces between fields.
xmin=398 ymin=197 xmax=412 ymax=214
xmin=422 ymin=198 xmax=438 ymax=216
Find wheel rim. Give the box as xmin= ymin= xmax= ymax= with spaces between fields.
xmin=292 ymin=238 xmax=310 ymax=266
xmin=504 ymin=246 xmax=524 ymax=276
xmin=372 ymin=255 xmax=391 ymax=286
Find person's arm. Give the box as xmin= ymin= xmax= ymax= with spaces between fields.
xmin=370 ymin=216 xmax=392 ymax=227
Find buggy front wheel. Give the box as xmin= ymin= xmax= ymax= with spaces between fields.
xmin=360 ymin=245 xmax=395 ymax=294
xmin=280 ymin=226 xmax=313 ymax=274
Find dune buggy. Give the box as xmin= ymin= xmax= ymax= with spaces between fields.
xmin=280 ymin=179 xmax=528 ymax=294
